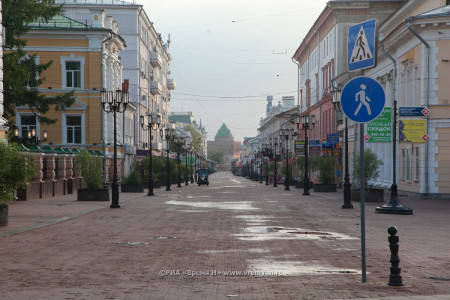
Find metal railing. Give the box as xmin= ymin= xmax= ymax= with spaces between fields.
xmin=55 ymin=0 xmax=138 ymax=5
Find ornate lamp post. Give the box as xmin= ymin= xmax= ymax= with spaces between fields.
xmin=140 ymin=112 xmax=161 ymax=196
xmin=280 ymin=127 xmax=295 ymax=191
xmin=101 ymin=89 xmax=129 ymax=208
xmin=263 ymin=142 xmax=270 ymax=185
xmin=177 ymin=137 xmax=184 ymax=188
xmin=189 ymin=143 xmax=194 ymax=184
xmin=160 ymin=123 xmax=176 ymax=191
xmin=272 ymin=137 xmax=278 ymax=187
xmin=185 ymin=143 xmax=189 ymax=186
xmin=331 ymin=84 xmax=353 ymax=209
xmin=299 ymin=113 xmax=315 ymax=196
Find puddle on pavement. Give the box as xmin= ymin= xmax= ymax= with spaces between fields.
xmin=234 ymin=215 xmax=274 ymax=226
xmin=234 ymin=226 xmax=356 ymax=241
xmin=187 ymin=195 xmax=211 ymax=199
xmin=152 ymin=236 xmax=176 ymax=240
xmin=166 ymin=200 xmax=259 ymax=211
xmin=198 ymin=248 xmax=270 ymax=254
xmin=333 ymin=248 xmax=359 ymax=251
xmin=210 ymin=185 xmax=248 ymax=190
xmin=113 ymin=241 xmax=149 ymax=246
xmin=178 ymin=210 xmax=208 ymax=213
xmin=247 ymin=259 xmax=361 ymax=276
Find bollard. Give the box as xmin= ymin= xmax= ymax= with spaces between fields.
xmin=387 ymin=226 xmax=403 ymax=286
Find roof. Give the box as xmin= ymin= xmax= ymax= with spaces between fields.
xmin=28 ymin=15 xmax=107 ymax=31
xmin=55 ymin=0 xmax=138 ymax=6
xmin=169 ymin=114 xmax=193 ymax=125
xmin=215 ymin=123 xmax=232 ymax=138
xmin=408 ymin=5 xmax=450 ymax=21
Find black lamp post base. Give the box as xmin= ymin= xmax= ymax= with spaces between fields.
xmin=342 ymin=183 xmax=353 ymax=209
xmin=147 ymin=192 xmax=155 ymax=196
xmin=375 ymin=203 xmax=413 ymax=215
xmin=303 ymin=191 xmax=310 ymax=196
xmin=110 ymin=204 xmax=120 ymax=208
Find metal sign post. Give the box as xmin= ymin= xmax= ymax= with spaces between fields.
xmin=341 ymin=76 xmax=385 ymax=283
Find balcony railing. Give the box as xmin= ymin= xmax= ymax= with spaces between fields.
xmin=167 ymin=78 xmax=176 ymax=90
xmin=55 ymin=0 xmax=137 ymax=5
xmin=150 ymin=52 xmax=162 ymax=68
xmin=150 ymin=81 xmax=162 ymax=95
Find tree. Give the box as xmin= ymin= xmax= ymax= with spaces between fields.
xmin=353 ymin=148 xmax=384 ymax=187
xmin=209 ymin=151 xmax=225 ymax=164
xmin=2 ymin=0 xmax=75 ymax=130
xmin=184 ymin=124 xmax=203 ymax=153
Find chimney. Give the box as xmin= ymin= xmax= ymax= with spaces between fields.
xmin=89 ymin=9 xmax=105 ymax=28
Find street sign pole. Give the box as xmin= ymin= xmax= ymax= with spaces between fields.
xmin=360 ymin=123 xmax=366 ymax=283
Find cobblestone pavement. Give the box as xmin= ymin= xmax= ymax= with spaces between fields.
xmin=0 ymin=172 xmax=449 ymax=299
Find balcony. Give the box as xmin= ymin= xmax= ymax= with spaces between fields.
xmin=150 ymin=52 xmax=162 ymax=68
xmin=167 ymin=78 xmax=176 ymax=90
xmin=150 ymin=81 xmax=162 ymax=95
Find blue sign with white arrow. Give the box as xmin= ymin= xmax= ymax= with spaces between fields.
xmin=348 ymin=19 xmax=376 ymax=72
xmin=341 ymin=76 xmax=385 ymax=123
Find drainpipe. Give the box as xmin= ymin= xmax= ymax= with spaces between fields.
xmin=317 ymin=30 xmax=322 ymax=141
xmin=406 ymin=18 xmax=430 ymax=195
xmin=292 ymin=57 xmax=301 ymax=130
xmin=102 ymin=32 xmax=113 ymax=188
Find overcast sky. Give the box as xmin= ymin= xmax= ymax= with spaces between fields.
xmin=141 ymin=0 xmax=329 ymax=141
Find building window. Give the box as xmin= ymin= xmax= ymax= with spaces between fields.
xmin=415 ymin=147 xmax=420 ymax=181
xmin=20 ymin=115 xmax=37 ymax=138
xmin=66 ymin=115 xmax=82 ymax=144
xmin=66 ymin=61 xmax=81 ymax=88
xmin=60 ymin=54 xmax=85 ymax=89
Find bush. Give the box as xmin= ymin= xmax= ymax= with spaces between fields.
xmin=123 ymin=164 xmax=142 ymax=185
xmin=318 ymin=156 xmax=335 ymax=184
xmin=353 ymin=148 xmax=383 ymax=187
xmin=75 ymin=151 xmax=103 ymax=189
xmin=0 ymin=143 xmax=35 ymax=205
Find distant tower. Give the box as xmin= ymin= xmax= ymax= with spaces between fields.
xmin=266 ymin=95 xmax=273 ymax=114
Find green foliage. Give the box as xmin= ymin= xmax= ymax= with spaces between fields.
xmin=280 ymin=159 xmax=293 ymax=176
xmin=75 ymin=151 xmax=103 ymax=189
xmin=209 ymin=151 xmax=225 ymax=164
xmin=353 ymin=149 xmax=384 ymax=186
xmin=295 ymin=157 xmax=303 ymax=178
xmin=318 ymin=156 xmax=336 ymax=184
xmin=184 ymin=124 xmax=203 ymax=153
xmin=0 ymin=143 xmax=36 ymax=204
xmin=263 ymin=161 xmax=274 ymax=175
xmin=123 ymin=164 xmax=142 ymax=185
xmin=3 ymin=0 xmax=75 ymax=128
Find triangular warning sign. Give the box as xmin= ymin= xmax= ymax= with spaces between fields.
xmin=350 ymin=26 xmax=373 ymax=63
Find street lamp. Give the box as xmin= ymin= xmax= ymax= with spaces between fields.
xmin=298 ymin=113 xmax=315 ymax=196
xmin=332 ymin=84 xmax=353 ymax=209
xmin=280 ymin=127 xmax=295 ymax=191
xmin=101 ymin=88 xmax=129 ymax=208
xmin=177 ymin=137 xmax=184 ymax=188
xmin=15 ymin=127 xmax=48 ymax=144
xmin=185 ymin=142 xmax=189 ymax=186
xmin=140 ymin=112 xmax=161 ymax=196
xmin=190 ymin=146 xmax=194 ymax=184
xmin=272 ymin=137 xmax=278 ymax=187
xmin=160 ymin=123 xmax=176 ymax=191
xmin=259 ymin=146 xmax=263 ymax=184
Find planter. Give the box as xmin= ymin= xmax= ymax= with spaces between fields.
xmin=0 ymin=205 xmax=8 ymax=226
xmin=313 ymin=184 xmax=337 ymax=193
xmin=77 ymin=188 xmax=109 ymax=201
xmin=121 ymin=184 xmax=144 ymax=193
xmin=352 ymin=188 xmax=385 ymax=202
xmin=295 ymin=181 xmax=314 ymax=189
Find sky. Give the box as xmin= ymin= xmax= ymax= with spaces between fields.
xmin=141 ymin=0 xmax=329 ymax=141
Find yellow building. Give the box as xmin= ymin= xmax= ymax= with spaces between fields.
xmin=12 ymin=13 xmax=137 ymax=181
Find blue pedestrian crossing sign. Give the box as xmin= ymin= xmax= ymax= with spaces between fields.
xmin=348 ymin=19 xmax=376 ymax=72
xmin=341 ymin=77 xmax=385 ymax=123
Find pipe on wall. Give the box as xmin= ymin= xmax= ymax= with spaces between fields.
xmin=406 ymin=19 xmax=430 ymax=194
